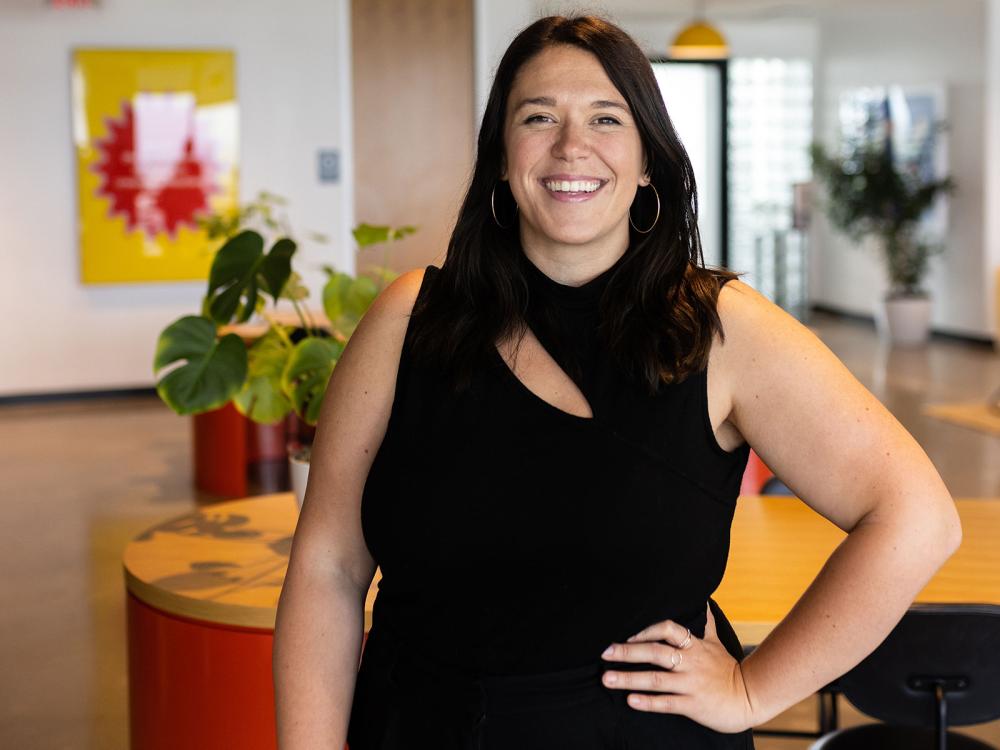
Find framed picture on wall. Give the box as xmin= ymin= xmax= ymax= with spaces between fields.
xmin=838 ymin=84 xmax=949 ymax=240
xmin=72 ymin=49 xmax=239 ymax=284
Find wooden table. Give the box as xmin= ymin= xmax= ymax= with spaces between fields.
xmin=716 ymin=496 xmax=1000 ymax=645
xmin=122 ymin=494 xmax=1000 ymax=749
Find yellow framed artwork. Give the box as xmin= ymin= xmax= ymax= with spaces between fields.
xmin=72 ymin=49 xmax=239 ymax=284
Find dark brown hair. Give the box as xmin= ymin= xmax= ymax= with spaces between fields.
xmin=408 ymin=15 xmax=740 ymax=391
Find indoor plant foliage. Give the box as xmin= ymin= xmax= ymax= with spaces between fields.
xmin=810 ymin=126 xmax=955 ymax=301
xmin=153 ymin=192 xmax=415 ymax=426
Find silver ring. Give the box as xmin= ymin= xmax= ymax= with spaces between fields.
xmin=677 ymin=628 xmax=692 ymax=650
xmin=668 ymin=650 xmax=683 ymax=670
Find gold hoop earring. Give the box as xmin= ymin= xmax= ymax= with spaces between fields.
xmin=491 ymin=184 xmax=517 ymax=229
xmin=629 ymin=183 xmax=660 ymax=234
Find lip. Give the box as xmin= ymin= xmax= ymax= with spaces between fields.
xmin=539 ymin=175 xmax=609 ymax=203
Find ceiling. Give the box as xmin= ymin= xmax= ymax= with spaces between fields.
xmin=575 ymin=0 xmax=984 ymax=21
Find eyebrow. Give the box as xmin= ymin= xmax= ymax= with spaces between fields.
xmin=512 ymin=96 xmax=629 ymax=112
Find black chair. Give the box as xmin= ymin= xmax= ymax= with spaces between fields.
xmin=809 ymin=603 xmax=1000 ymax=750
xmin=760 ymin=476 xmax=796 ymax=496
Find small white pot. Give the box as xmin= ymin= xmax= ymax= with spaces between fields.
xmin=882 ymin=295 xmax=932 ymax=346
xmin=289 ymin=449 xmax=311 ymax=509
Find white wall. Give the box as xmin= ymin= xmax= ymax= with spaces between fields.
xmin=811 ymin=4 xmax=989 ymax=338
xmin=987 ymin=0 xmax=1000 ymax=341
xmin=0 ymin=0 xmax=354 ymax=397
xmin=473 ymin=0 xmax=536 ymax=125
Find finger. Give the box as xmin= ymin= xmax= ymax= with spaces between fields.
xmin=627 ymin=691 xmax=694 ymax=714
xmin=625 ymin=619 xmax=689 ymax=645
xmin=601 ymin=641 xmax=669 ymax=664
xmin=603 ymin=667 xmax=688 ymax=693
xmin=602 ymin=641 xmax=678 ymax=669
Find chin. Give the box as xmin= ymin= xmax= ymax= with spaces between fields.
xmin=530 ymin=219 xmax=602 ymax=246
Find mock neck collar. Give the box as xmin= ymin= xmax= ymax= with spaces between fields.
xmin=520 ymin=251 xmax=626 ymax=311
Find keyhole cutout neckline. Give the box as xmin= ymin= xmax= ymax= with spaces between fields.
xmin=490 ymin=251 xmax=627 ymax=422
xmin=493 ymin=328 xmax=595 ymax=422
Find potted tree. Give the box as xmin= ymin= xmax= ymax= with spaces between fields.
xmin=153 ymin=192 xmax=414 ymax=506
xmin=810 ymin=125 xmax=954 ymax=345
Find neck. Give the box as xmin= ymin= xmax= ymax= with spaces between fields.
xmin=518 ymin=220 xmax=629 ymax=287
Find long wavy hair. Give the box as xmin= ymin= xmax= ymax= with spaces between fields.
xmin=408 ymin=15 xmax=740 ymax=392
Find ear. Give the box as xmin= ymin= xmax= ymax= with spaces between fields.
xmin=639 ymin=152 xmax=651 ymax=186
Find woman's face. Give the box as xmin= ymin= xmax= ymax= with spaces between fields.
xmin=502 ymin=44 xmax=648 ymax=256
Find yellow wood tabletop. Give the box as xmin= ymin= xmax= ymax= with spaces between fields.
xmin=123 ymin=494 xmax=1000 ymax=635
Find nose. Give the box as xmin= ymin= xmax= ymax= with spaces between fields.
xmin=551 ymin=120 xmax=589 ymax=161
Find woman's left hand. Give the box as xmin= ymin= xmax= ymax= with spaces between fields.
xmin=600 ymin=603 xmax=757 ymax=733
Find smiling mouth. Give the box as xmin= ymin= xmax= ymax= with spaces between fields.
xmin=540 ymin=177 xmax=608 ymax=201
xmin=542 ymin=178 xmax=606 ymax=194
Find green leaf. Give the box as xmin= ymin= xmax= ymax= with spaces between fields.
xmin=346 ymin=275 xmax=378 ymax=319
xmin=259 ymin=237 xmax=296 ymax=298
xmin=233 ymin=328 xmax=293 ymax=423
xmin=352 ymin=223 xmax=391 ymax=248
xmin=203 ymin=230 xmax=297 ymax=325
xmin=258 ymin=190 xmax=288 ymax=205
xmin=282 ymin=337 xmax=344 ymax=425
xmin=279 ymin=271 xmax=310 ymax=302
xmin=367 ymin=265 xmax=399 ymax=288
xmin=352 ymin=223 xmax=417 ymax=248
xmin=322 ymin=271 xmax=354 ymax=324
xmin=322 ymin=273 xmax=379 ymax=337
xmin=389 ymin=225 xmax=418 ymax=242
xmin=205 ymin=230 xmax=264 ymax=323
xmin=153 ymin=316 xmax=247 ymax=415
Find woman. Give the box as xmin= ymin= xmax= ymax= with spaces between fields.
xmin=273 ymin=15 xmax=961 ymax=750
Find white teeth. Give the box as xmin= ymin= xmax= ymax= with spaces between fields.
xmin=544 ymin=179 xmax=602 ymax=193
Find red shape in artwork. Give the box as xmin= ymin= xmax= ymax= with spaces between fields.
xmin=92 ymin=99 xmax=219 ymax=239
xmin=157 ymin=137 xmax=214 ymax=236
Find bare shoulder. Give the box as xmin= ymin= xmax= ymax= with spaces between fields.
xmin=356 ymin=267 xmax=427 ymax=334
xmin=708 ymin=278 xmax=952 ymax=533
xmin=709 ymin=278 xmax=830 ymax=387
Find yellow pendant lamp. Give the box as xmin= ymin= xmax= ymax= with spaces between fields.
xmin=669 ymin=1 xmax=728 ymax=60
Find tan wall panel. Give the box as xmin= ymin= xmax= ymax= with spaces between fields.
xmin=351 ymin=0 xmax=474 ymax=274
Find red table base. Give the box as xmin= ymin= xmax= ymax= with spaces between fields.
xmin=126 ymin=592 xmax=277 ymax=750
xmin=192 ymin=405 xmax=313 ymax=498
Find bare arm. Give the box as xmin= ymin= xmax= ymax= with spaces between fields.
xmin=272 ymin=269 xmax=425 ymax=749
xmin=714 ymin=280 xmax=963 ymax=725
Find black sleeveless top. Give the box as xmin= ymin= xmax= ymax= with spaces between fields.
xmin=361 ymin=255 xmax=750 ymax=676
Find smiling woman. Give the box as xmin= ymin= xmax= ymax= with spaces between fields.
xmin=273 ymin=14 xmax=962 ymax=750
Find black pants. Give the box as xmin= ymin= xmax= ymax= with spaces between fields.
xmin=347 ymin=600 xmax=755 ymax=750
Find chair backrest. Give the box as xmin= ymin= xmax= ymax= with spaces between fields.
xmin=836 ymin=603 xmax=1000 ymax=727
xmin=760 ymin=476 xmax=795 ymax=496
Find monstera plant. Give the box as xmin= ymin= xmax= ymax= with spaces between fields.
xmin=153 ymin=192 xmax=415 ymax=428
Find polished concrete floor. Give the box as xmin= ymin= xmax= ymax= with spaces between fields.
xmin=0 ymin=311 xmax=998 ymax=749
